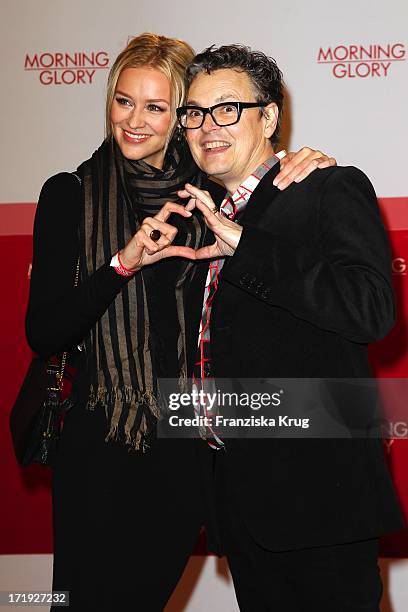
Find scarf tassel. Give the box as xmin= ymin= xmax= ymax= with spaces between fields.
xmin=87 ymin=385 xmax=162 ymax=452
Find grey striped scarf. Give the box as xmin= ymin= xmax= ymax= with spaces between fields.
xmin=77 ymin=137 xmax=205 ymax=452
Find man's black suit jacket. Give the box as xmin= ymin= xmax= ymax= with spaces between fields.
xmin=187 ymin=163 xmax=404 ymax=552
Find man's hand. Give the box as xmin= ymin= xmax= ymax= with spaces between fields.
xmin=177 ymin=183 xmax=243 ymax=259
xmin=273 ymin=147 xmax=337 ymax=190
xmin=119 ymin=202 xmax=196 ymax=272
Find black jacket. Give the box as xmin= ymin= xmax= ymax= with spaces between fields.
xmin=189 ymin=163 xmax=404 ymax=552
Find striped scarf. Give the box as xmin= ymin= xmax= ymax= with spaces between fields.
xmin=77 ymin=137 xmax=205 ymax=452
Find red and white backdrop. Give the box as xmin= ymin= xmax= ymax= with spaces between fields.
xmin=1 ymin=1 xmax=407 ymax=609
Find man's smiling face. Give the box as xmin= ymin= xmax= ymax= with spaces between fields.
xmin=185 ymin=68 xmax=277 ymax=192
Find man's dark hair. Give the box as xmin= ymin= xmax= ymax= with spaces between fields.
xmin=186 ymin=44 xmax=284 ymax=144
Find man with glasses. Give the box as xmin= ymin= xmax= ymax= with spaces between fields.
xmin=175 ymin=45 xmax=403 ymax=611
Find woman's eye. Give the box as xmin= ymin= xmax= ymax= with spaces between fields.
xmin=147 ymin=104 xmax=165 ymax=112
xmin=116 ymin=97 xmax=132 ymax=107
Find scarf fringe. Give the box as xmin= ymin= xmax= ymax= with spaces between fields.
xmin=87 ymin=385 xmax=162 ymax=452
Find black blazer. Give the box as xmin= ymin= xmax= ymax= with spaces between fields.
xmin=188 ymin=164 xmax=404 ymax=552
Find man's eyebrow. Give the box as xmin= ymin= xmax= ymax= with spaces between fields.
xmin=216 ymin=94 xmax=239 ymax=102
xmin=186 ymin=93 xmax=239 ymax=105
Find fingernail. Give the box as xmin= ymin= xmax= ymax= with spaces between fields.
xmin=185 ymin=211 xmax=192 ymax=216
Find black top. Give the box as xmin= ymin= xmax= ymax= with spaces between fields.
xmin=26 ymin=171 xmax=224 ymax=375
xmin=26 ymin=172 xmax=128 ymax=358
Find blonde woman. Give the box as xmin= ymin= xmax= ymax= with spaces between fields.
xmin=26 ymin=33 xmax=334 ymax=610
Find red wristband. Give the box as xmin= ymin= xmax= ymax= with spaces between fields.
xmin=111 ymin=251 xmax=135 ymax=277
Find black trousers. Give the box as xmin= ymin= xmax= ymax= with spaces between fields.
xmin=51 ymin=403 xmax=204 ymax=611
xmin=214 ymin=452 xmax=383 ymax=612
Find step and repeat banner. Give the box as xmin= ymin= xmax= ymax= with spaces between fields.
xmin=1 ymin=0 xmax=407 ymax=609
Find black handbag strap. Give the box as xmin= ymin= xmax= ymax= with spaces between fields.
xmin=54 ymin=171 xmax=82 ymax=388
xmin=57 ymin=256 xmax=80 ymax=384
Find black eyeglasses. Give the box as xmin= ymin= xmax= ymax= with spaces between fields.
xmin=176 ymin=101 xmax=266 ymax=129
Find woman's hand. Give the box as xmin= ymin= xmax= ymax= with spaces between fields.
xmin=119 ymin=202 xmax=196 ymax=272
xmin=177 ymin=184 xmax=243 ymax=259
xmin=273 ymin=147 xmax=337 ymax=190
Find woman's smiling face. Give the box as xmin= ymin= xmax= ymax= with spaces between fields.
xmin=110 ymin=66 xmax=172 ymax=169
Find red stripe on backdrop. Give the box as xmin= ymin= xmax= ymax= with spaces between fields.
xmin=378 ymin=198 xmax=408 ymax=231
xmin=0 ymin=201 xmax=407 ymax=555
xmin=370 ymin=229 xmax=408 ymax=557
xmin=0 ymin=197 xmax=406 ymax=237
xmin=0 ymin=204 xmax=37 ymax=236
xmin=0 ymin=235 xmax=53 ymax=554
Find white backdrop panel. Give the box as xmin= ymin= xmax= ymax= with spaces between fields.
xmin=1 ymin=0 xmax=406 ymax=203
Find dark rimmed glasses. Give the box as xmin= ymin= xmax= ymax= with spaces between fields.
xmin=176 ymin=101 xmax=267 ymax=129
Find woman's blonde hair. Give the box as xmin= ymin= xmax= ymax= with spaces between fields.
xmin=106 ymin=33 xmax=195 ymax=144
